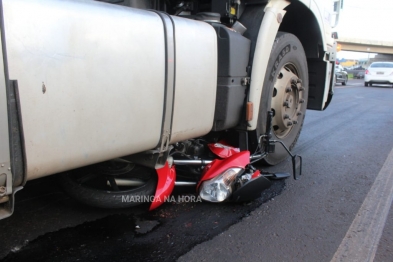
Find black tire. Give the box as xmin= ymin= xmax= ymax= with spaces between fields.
xmin=341 ymin=77 xmax=347 ymax=86
xmin=58 ymin=160 xmax=157 ymax=208
xmin=257 ymin=32 xmax=309 ymax=165
xmin=365 ymin=82 xmax=369 ymax=87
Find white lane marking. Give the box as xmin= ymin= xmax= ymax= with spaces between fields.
xmin=331 ymin=147 xmax=393 ymax=262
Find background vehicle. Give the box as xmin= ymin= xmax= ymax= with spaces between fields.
xmin=352 ymin=66 xmax=366 ymax=70
xmin=354 ymin=71 xmax=365 ymax=79
xmin=0 ymin=0 xmax=340 ymax=219
xmin=335 ymin=65 xmax=348 ymax=85
xmin=365 ymin=62 xmax=393 ymax=87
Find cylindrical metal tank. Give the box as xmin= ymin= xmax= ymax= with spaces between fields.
xmin=3 ymin=0 xmax=217 ymax=180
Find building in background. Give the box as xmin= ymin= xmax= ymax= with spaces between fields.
xmin=340 ymin=59 xmax=357 ymax=68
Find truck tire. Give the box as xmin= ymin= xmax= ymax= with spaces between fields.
xmin=58 ymin=160 xmax=157 ymax=208
xmin=257 ymin=32 xmax=308 ymax=165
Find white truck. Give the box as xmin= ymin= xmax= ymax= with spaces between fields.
xmin=0 ymin=0 xmax=341 ymax=219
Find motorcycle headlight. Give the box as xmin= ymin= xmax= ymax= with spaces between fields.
xmin=199 ymin=168 xmax=243 ymax=202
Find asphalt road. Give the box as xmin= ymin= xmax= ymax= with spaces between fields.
xmin=1 ymin=79 xmax=393 ymax=261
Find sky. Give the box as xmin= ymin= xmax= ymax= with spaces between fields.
xmin=333 ymin=0 xmax=393 ymax=59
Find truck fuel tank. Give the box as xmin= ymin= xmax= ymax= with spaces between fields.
xmin=3 ymin=0 xmax=217 ymax=180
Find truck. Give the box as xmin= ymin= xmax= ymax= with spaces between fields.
xmin=0 ymin=0 xmax=341 ymax=219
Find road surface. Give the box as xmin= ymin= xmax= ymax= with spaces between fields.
xmin=1 ymin=79 xmax=393 ymax=261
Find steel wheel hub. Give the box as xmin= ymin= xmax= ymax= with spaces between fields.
xmin=271 ymin=63 xmax=304 ymax=139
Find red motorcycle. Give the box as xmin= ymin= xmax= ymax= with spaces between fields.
xmin=59 ymin=112 xmax=302 ymax=210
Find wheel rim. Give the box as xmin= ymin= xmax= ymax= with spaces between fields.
xmin=271 ymin=63 xmax=304 ymax=139
xmin=69 ymin=159 xmax=153 ymax=192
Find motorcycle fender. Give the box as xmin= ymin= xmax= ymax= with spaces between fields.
xmin=149 ymin=162 xmax=176 ymax=210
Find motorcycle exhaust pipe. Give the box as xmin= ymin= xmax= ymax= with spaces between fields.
xmin=108 ymin=178 xmax=197 ymax=187
xmin=173 ymin=159 xmax=213 ymax=165
xmin=107 ymin=178 xmax=145 ymax=187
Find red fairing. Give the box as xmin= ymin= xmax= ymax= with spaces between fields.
xmin=208 ymin=141 xmax=240 ymax=158
xmin=149 ymin=162 xmax=176 ymax=211
xmin=251 ymin=170 xmax=261 ymax=179
xmin=197 ymin=151 xmax=250 ymax=189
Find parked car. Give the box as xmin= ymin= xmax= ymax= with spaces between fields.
xmin=354 ymin=71 xmax=365 ymax=79
xmin=335 ymin=65 xmax=348 ymax=85
xmin=365 ymin=62 xmax=393 ymax=87
xmin=352 ymin=66 xmax=365 ymax=70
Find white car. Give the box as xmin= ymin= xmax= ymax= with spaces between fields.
xmin=365 ymin=62 xmax=393 ymax=87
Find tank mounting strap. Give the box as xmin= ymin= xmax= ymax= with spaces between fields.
xmin=150 ymin=11 xmax=176 ymax=153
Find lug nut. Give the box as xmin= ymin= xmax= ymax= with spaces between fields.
xmin=284 ymin=114 xmax=290 ymax=119
xmin=283 ymin=101 xmax=289 ymax=107
xmin=285 ymin=87 xmax=292 ymax=93
xmin=299 ymin=87 xmax=305 ymax=91
xmin=291 ymin=79 xmax=297 ymax=85
xmin=287 ymin=121 xmax=293 ymax=126
xmin=293 ymin=120 xmax=298 ymax=125
xmin=299 ymin=99 xmax=305 ymax=104
xmin=297 ymin=79 xmax=302 ymax=84
xmin=297 ymin=112 xmax=302 ymax=116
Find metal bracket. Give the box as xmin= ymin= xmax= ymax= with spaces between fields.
xmin=0 ymin=186 xmax=22 ymax=220
xmin=0 ymin=0 xmax=12 ymax=199
xmin=328 ymin=41 xmax=338 ymax=62
xmin=0 ymin=164 xmax=11 ymax=197
xmin=124 ymin=146 xmax=173 ymax=170
xmin=0 ymin=0 xmax=24 ymax=220
xmin=241 ymin=77 xmax=251 ymax=86
xmin=160 ymin=130 xmax=170 ymax=153
xmin=251 ymin=111 xmax=302 ymax=180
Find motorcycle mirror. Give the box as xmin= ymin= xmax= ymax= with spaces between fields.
xmin=292 ymin=155 xmax=302 ymax=180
